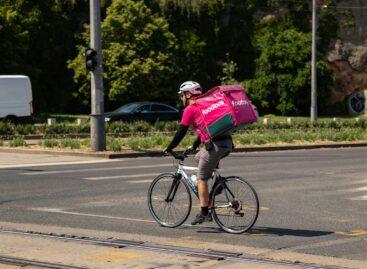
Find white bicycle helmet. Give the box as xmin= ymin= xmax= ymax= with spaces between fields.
xmin=178 ymin=81 xmax=202 ymax=95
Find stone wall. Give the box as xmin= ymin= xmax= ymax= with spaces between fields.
xmin=327 ymin=0 xmax=367 ymax=112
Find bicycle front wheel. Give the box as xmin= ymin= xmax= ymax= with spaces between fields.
xmin=212 ymin=176 xmax=259 ymax=234
xmin=148 ymin=173 xmax=192 ymax=228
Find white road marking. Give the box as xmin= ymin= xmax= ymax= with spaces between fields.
xmin=31 ymin=207 xmax=156 ymax=223
xmin=125 ymin=179 xmax=153 ymax=184
xmin=321 ymin=185 xmax=367 ymax=195
xmin=0 ymin=159 xmax=120 ymax=169
xmin=20 ymin=164 xmax=172 ymax=175
xmin=85 ymin=173 xmax=160 ymax=181
xmin=349 ymin=195 xmax=367 ymax=201
xmin=30 ymin=207 xmax=198 ymax=228
xmin=345 ymin=186 xmax=367 ymax=193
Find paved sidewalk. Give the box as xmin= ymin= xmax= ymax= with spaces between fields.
xmin=0 ymin=232 xmax=300 ymax=269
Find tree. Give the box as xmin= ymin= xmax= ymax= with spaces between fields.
xmin=0 ymin=4 xmax=29 ymax=73
xmin=156 ymin=0 xmax=261 ymax=89
xmin=68 ymin=0 xmax=179 ymax=108
xmin=246 ymin=17 xmax=332 ymax=115
xmin=243 ymin=0 xmax=351 ymax=116
xmin=0 ymin=0 xmax=87 ymax=113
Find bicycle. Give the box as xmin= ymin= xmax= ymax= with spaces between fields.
xmin=147 ymin=152 xmax=259 ymax=234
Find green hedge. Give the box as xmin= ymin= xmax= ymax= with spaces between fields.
xmin=1 ymin=119 xmax=367 ymax=137
xmin=1 ymin=128 xmax=366 ymax=151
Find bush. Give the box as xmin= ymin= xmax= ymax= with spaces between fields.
xmin=10 ymin=137 xmax=27 ymax=147
xmin=60 ymin=139 xmax=81 ymax=149
xmin=43 ymin=139 xmax=59 ymax=148
xmin=14 ymin=124 xmax=38 ymax=135
xmin=107 ymin=138 xmax=123 ymax=152
xmin=0 ymin=139 xmax=3 ymax=146
xmin=129 ymin=121 xmax=152 ymax=133
xmin=107 ymin=122 xmax=131 ymax=134
xmin=81 ymin=139 xmax=90 ymax=147
xmin=0 ymin=122 xmax=14 ymax=136
xmin=127 ymin=137 xmax=141 ymax=150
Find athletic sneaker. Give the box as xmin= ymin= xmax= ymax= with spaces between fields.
xmin=191 ymin=213 xmax=213 ymax=225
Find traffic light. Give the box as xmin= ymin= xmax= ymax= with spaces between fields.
xmin=85 ymin=48 xmax=98 ymax=71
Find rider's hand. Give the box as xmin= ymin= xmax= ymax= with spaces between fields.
xmin=163 ymin=148 xmax=172 ymax=156
xmin=183 ymin=146 xmax=195 ymax=155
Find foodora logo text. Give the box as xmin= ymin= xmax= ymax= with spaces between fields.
xmin=202 ymin=101 xmax=225 ymax=115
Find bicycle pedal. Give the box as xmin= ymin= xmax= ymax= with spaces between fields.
xmin=234 ymin=212 xmax=244 ymax=217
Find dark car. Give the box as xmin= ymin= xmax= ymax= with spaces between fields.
xmin=104 ymin=102 xmax=181 ymax=122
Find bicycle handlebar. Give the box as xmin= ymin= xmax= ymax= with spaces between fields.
xmin=171 ymin=152 xmax=187 ymax=161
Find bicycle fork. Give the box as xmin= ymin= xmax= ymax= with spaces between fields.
xmin=165 ymin=173 xmax=181 ymax=203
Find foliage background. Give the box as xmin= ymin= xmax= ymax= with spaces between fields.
xmin=0 ymin=0 xmax=353 ymax=115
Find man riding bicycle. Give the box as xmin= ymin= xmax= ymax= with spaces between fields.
xmin=164 ymin=81 xmax=233 ymax=225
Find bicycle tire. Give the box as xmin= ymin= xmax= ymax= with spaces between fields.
xmin=211 ymin=176 xmax=259 ymax=234
xmin=148 ymin=173 xmax=192 ymax=228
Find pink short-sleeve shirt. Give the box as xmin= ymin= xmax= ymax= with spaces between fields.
xmin=181 ymin=104 xmax=210 ymax=142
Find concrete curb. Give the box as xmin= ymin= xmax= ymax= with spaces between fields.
xmin=1 ymin=141 xmax=367 ymax=159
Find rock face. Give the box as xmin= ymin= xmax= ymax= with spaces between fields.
xmin=328 ymin=40 xmax=367 ymax=72
xmin=327 ymin=0 xmax=367 ymax=113
xmin=327 ymin=60 xmax=367 ymax=103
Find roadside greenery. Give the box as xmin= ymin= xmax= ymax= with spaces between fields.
xmin=1 ymin=119 xmax=367 ymax=137
xmin=40 ymin=138 xmax=83 ymax=149
xmin=42 ymin=139 xmax=59 ymax=148
xmin=105 ymin=128 xmax=366 ymax=151
xmin=10 ymin=137 xmax=27 ymax=147
xmin=1 ymin=126 xmax=366 ymax=151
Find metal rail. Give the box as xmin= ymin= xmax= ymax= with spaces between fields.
xmin=0 ymin=229 xmax=338 ymax=269
xmin=0 ymin=255 xmax=87 ymax=269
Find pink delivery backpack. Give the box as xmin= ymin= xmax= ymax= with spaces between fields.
xmin=194 ymin=85 xmax=258 ymax=140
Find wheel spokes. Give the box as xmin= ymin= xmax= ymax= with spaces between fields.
xmin=149 ymin=175 xmax=191 ymax=226
xmin=212 ymin=177 xmax=258 ymax=233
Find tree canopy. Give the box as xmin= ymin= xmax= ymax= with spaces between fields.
xmin=0 ymin=0 xmax=352 ymax=115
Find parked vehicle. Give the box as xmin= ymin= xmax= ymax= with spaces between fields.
xmin=104 ymin=102 xmax=181 ymax=122
xmin=0 ymin=75 xmax=33 ymax=124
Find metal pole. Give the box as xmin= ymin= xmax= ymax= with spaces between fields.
xmin=311 ymin=0 xmax=317 ymax=123
xmin=90 ymin=0 xmax=106 ymax=151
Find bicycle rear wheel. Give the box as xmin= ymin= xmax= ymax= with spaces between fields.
xmin=148 ymin=173 xmax=192 ymax=228
xmin=211 ymin=176 xmax=259 ymax=234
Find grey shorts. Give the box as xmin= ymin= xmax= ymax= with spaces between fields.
xmin=194 ymin=138 xmax=233 ymax=180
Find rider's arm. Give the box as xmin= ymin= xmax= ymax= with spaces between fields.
xmin=164 ymin=124 xmax=189 ymax=153
xmin=192 ymin=136 xmax=201 ymax=150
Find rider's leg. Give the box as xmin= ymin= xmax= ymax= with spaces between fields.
xmin=198 ymin=179 xmax=209 ymax=206
xmin=191 ymin=177 xmax=212 ymax=225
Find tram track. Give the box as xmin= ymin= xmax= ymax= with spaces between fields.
xmin=0 ymin=255 xmax=87 ymax=269
xmin=0 ymin=229 xmax=342 ymax=269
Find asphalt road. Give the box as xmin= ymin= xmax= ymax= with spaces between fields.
xmin=1 ymin=148 xmax=366 ymax=262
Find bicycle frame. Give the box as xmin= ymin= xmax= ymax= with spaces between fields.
xmin=149 ymin=153 xmax=260 ymax=233
xmin=165 ymin=158 xmax=233 ymax=203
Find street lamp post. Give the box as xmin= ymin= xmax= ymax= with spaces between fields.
xmin=90 ymin=0 xmax=106 ymax=151
xmin=311 ymin=0 xmax=318 ymax=123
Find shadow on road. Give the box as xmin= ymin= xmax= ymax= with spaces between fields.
xmin=247 ymin=227 xmax=333 ymax=237
xmin=179 ymin=225 xmax=334 ymax=237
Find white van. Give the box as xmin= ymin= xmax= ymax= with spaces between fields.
xmin=0 ymin=75 xmax=33 ymax=123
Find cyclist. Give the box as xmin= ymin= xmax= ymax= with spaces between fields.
xmin=164 ymin=81 xmax=233 ymax=225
